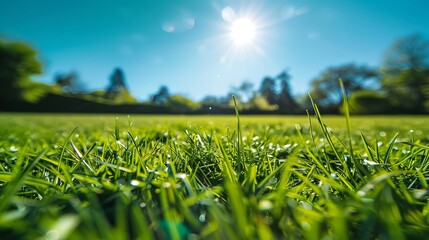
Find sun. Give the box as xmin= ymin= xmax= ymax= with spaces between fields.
xmin=230 ymin=18 xmax=256 ymax=45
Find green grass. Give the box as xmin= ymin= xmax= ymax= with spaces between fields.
xmin=1 ymin=112 xmax=429 ymax=239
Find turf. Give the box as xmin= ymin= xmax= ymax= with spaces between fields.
xmin=1 ymin=112 xmax=429 ymax=239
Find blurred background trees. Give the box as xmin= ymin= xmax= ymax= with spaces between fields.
xmin=104 ymin=68 xmax=137 ymax=104
xmin=53 ymin=71 xmax=86 ymax=94
xmin=256 ymin=71 xmax=298 ymax=113
xmin=0 ymin=39 xmax=46 ymax=103
xmin=380 ymin=34 xmax=429 ymax=113
xmin=309 ymin=63 xmax=379 ymax=110
xmin=150 ymin=85 xmax=170 ymax=104
xmin=276 ymin=71 xmax=298 ymax=113
xmin=165 ymin=95 xmax=201 ymax=113
xmin=1 ymin=34 xmax=429 ymax=114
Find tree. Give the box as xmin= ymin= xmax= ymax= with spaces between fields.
xmin=348 ymin=90 xmax=391 ymax=114
xmin=0 ymin=39 xmax=43 ymax=102
xmin=246 ymin=94 xmax=278 ymax=111
xmin=106 ymin=68 xmax=127 ymax=93
xmin=200 ymin=95 xmax=224 ymax=106
xmin=166 ymin=95 xmax=201 ymax=113
xmin=236 ymin=81 xmax=254 ymax=102
xmin=151 ymin=85 xmax=170 ymax=104
xmin=104 ymin=68 xmax=136 ymax=103
xmin=259 ymin=77 xmax=277 ymax=105
xmin=276 ymin=71 xmax=299 ymax=113
xmin=54 ymin=71 xmax=86 ymax=93
xmin=295 ymin=94 xmax=313 ymax=110
xmin=382 ymin=34 xmax=429 ymax=75
xmin=309 ymin=63 xmax=378 ymax=109
xmin=381 ymin=34 xmax=429 ymax=112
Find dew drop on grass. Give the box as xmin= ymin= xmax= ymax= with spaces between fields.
xmin=357 ymin=190 xmax=366 ymax=197
xmin=413 ymin=189 xmax=428 ymax=199
xmin=258 ymin=200 xmax=273 ymax=211
xmin=301 ymin=221 xmax=311 ymax=231
xmin=9 ymin=146 xmax=18 ymax=153
xmin=130 ymin=179 xmax=141 ymax=186
xmin=140 ymin=202 xmax=146 ymax=208
xmin=46 ymin=230 xmax=59 ymax=240
xmin=287 ymin=199 xmax=297 ymax=207
xmin=301 ymin=202 xmax=312 ymax=210
xmin=199 ymin=214 xmax=206 ymax=222
xmin=268 ymin=177 xmax=277 ymax=185
xmin=363 ymin=159 xmax=379 ymax=166
xmin=176 ymin=173 xmax=187 ymax=179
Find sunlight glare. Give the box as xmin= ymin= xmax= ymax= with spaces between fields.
xmin=230 ymin=18 xmax=256 ymax=45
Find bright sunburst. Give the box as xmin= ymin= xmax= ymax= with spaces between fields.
xmin=230 ymin=18 xmax=256 ymax=45
xmin=218 ymin=5 xmax=269 ymax=63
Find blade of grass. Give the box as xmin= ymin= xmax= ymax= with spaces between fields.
xmin=0 ymin=149 xmax=47 ymax=212
xmin=232 ymin=95 xmax=244 ymax=182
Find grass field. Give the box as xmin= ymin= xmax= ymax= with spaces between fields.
xmin=1 ymin=112 xmax=429 ymax=239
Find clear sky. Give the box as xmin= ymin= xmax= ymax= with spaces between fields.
xmin=1 ymin=0 xmax=428 ymax=101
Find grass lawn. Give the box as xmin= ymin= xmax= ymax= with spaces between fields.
xmin=1 ymin=113 xmax=429 ymax=239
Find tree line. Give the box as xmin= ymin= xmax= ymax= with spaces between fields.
xmin=1 ymin=34 xmax=428 ymax=114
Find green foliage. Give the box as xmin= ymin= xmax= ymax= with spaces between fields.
xmin=103 ymin=68 xmax=137 ymax=104
xmin=166 ymin=95 xmax=201 ymax=113
xmin=382 ymin=68 xmax=429 ymax=112
xmin=277 ymin=71 xmax=299 ymax=113
xmin=54 ymin=71 xmax=86 ymax=93
xmin=247 ymin=71 xmax=298 ymax=112
xmin=112 ymin=87 xmax=137 ymax=104
xmin=0 ymin=113 xmax=429 ymax=239
xmin=309 ymin=63 xmax=379 ymax=109
xmin=200 ymin=95 xmax=227 ymax=107
xmin=106 ymin=68 xmax=127 ymax=93
xmin=86 ymin=90 xmax=109 ymax=103
xmin=348 ymin=90 xmax=391 ymax=114
xmin=0 ymin=38 xmax=43 ymax=102
xmin=246 ymin=94 xmax=278 ymax=110
xmin=20 ymin=81 xmax=52 ymax=103
xmin=381 ymin=34 xmax=429 ymax=113
xmin=259 ymin=77 xmax=277 ymax=105
xmin=151 ymin=85 xmax=170 ymax=104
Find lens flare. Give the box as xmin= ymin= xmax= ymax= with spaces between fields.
xmin=230 ymin=18 xmax=256 ymax=45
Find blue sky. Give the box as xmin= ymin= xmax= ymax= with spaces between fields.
xmin=1 ymin=0 xmax=428 ymax=101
